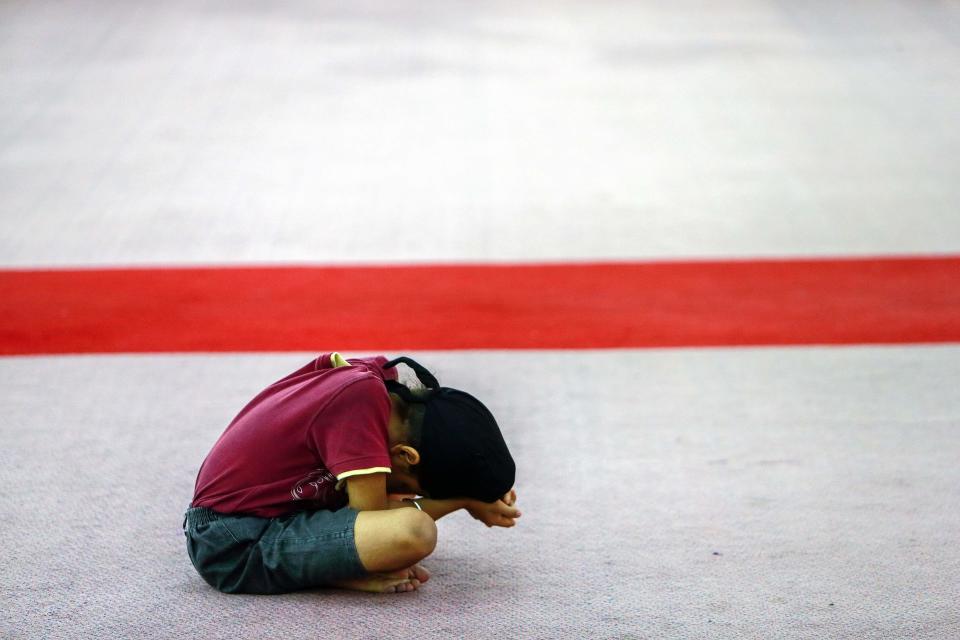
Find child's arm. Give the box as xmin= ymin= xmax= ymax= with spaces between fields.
xmin=388 ymin=497 xmax=469 ymax=521
xmin=390 ymin=491 xmax=521 ymax=527
xmin=346 ymin=474 xmax=472 ymax=521
xmin=347 ymin=475 xmax=521 ymax=527
xmin=345 ymin=473 xmax=390 ymax=511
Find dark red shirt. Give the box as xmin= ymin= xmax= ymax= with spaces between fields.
xmin=192 ymin=353 xmax=398 ymax=517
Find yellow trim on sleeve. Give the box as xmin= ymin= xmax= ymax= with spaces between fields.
xmin=335 ymin=467 xmax=391 ymax=481
xmin=334 ymin=466 xmax=391 ymax=490
xmin=330 ymin=352 xmax=350 ymax=368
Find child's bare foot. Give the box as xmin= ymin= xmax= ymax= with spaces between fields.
xmin=407 ymin=563 xmax=430 ymax=584
xmin=330 ymin=572 xmax=415 ymax=593
xmin=330 ymin=564 xmax=429 ymax=594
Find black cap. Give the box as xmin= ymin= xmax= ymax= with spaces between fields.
xmin=383 ymin=357 xmax=515 ymax=503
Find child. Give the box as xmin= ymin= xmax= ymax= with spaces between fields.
xmin=184 ymin=353 xmax=520 ymax=594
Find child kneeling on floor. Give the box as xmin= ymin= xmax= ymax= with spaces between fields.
xmin=184 ymin=353 xmax=519 ymax=594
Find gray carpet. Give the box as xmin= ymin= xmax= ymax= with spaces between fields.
xmin=2 ymin=348 xmax=958 ymax=638
xmin=3 ymin=0 xmax=960 ymax=637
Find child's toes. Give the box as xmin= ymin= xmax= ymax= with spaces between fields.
xmin=387 ymin=579 xmax=417 ymax=593
xmin=408 ymin=564 xmax=430 ymax=583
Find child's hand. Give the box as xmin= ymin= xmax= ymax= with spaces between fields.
xmin=465 ymin=492 xmax=521 ymax=528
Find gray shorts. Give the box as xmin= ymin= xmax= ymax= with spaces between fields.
xmin=183 ymin=506 xmax=368 ymax=594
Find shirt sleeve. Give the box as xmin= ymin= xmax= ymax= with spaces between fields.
xmin=307 ymin=374 xmax=393 ymax=480
xmin=317 ymin=353 xmax=399 ymax=382
xmin=346 ymin=354 xmax=399 ymax=381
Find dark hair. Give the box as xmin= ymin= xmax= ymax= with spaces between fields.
xmin=383 ymin=357 xmax=516 ymax=502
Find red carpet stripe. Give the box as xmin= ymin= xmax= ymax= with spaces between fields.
xmin=1 ymin=257 xmax=958 ymax=354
